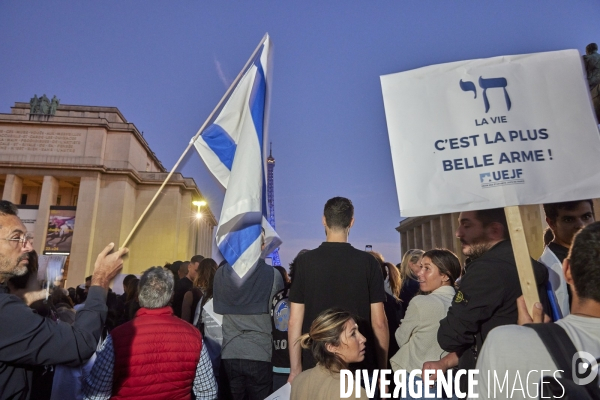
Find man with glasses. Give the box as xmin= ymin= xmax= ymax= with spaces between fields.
xmin=0 ymin=200 xmax=129 ymax=400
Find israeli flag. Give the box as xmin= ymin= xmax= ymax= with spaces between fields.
xmin=194 ymin=35 xmax=281 ymax=278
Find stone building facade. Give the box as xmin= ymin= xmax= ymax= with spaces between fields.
xmin=0 ymin=100 xmax=217 ymax=287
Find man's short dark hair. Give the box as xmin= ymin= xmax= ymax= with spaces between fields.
xmin=543 ymin=200 xmax=594 ymax=223
xmin=190 ymin=255 xmax=205 ymax=264
xmin=0 ymin=201 xmax=18 ymax=217
xmin=474 ymin=208 xmax=509 ymax=240
xmin=586 ymin=43 xmax=598 ymax=54
xmin=323 ymin=197 xmax=354 ymax=229
xmin=85 ymin=275 xmax=92 ymax=282
xmin=568 ymin=221 xmax=600 ymax=302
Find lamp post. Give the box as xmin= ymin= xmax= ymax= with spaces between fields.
xmin=192 ymin=200 xmax=207 ymax=255
xmin=193 ymin=200 xmax=207 ymax=218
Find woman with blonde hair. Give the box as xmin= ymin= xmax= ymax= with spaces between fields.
xmin=398 ymin=249 xmax=425 ymax=316
xmin=291 ymin=308 xmax=368 ymax=400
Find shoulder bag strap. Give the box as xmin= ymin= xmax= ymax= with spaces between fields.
xmin=526 ymin=323 xmax=600 ymax=395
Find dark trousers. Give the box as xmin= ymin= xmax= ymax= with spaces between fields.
xmin=272 ymin=372 xmax=289 ymax=392
xmin=221 ymin=359 xmax=272 ymax=400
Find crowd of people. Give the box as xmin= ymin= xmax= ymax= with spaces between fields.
xmin=1 ymin=189 xmax=600 ymax=400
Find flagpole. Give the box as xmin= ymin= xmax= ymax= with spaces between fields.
xmin=120 ymin=33 xmax=270 ymax=249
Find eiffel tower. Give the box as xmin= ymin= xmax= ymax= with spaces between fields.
xmin=267 ymin=144 xmax=281 ymax=266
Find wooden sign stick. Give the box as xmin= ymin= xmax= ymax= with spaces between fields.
xmin=504 ymin=205 xmax=540 ymax=316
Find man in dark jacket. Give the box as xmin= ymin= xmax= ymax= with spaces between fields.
xmin=431 ymin=208 xmax=549 ymax=392
xmin=0 ymin=200 xmax=128 ymax=400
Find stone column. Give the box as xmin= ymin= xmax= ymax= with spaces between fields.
xmin=431 ymin=218 xmax=442 ymax=249
xmin=2 ymin=174 xmax=23 ymax=204
xmin=440 ymin=213 xmax=454 ymax=249
xmin=414 ymin=225 xmax=423 ymax=249
xmin=400 ymin=231 xmax=408 ymax=257
xmin=208 ymin=225 xmax=214 ymax=258
xmin=450 ymin=212 xmax=465 ymax=265
xmin=422 ymin=220 xmax=432 ymax=251
xmin=33 ymin=176 xmax=59 ymax=254
xmin=203 ymin=219 xmax=212 ymax=258
xmin=203 ymin=219 xmax=211 ymax=258
xmin=405 ymin=228 xmax=413 ymax=251
xmin=68 ymin=174 xmax=101 ymax=288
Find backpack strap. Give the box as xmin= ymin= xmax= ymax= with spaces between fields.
xmin=526 ymin=323 xmax=600 ymax=394
xmin=526 ymin=323 xmax=575 ymax=377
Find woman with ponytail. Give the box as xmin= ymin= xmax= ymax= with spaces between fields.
xmin=290 ymin=308 xmax=368 ymax=399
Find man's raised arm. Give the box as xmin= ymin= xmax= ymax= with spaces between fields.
xmin=287 ymin=301 xmax=305 ymax=384
xmin=370 ymin=302 xmax=389 ymax=370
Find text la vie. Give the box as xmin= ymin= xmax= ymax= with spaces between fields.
xmin=475 ymin=116 xmax=507 ymax=126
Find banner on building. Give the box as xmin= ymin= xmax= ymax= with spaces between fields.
xmin=17 ymin=206 xmax=38 ymax=234
xmin=45 ymin=206 xmax=76 ymax=254
xmin=381 ymin=49 xmax=600 ymax=217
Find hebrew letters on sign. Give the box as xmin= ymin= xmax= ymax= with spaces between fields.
xmin=459 ymin=80 xmax=477 ymax=99
xmin=460 ymin=77 xmax=511 ymax=113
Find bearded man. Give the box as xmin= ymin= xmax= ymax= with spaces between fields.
xmin=0 ymin=200 xmax=128 ymax=399
xmin=430 ymin=208 xmax=550 ymax=395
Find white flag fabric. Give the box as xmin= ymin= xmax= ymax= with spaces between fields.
xmin=194 ymin=35 xmax=281 ymax=278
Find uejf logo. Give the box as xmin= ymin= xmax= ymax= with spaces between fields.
xmin=479 ymin=169 xmax=524 ymax=188
xmin=460 ymin=76 xmax=511 ymax=113
xmin=480 ymin=173 xmax=492 ymax=183
xmin=572 ymin=351 xmax=599 ymax=386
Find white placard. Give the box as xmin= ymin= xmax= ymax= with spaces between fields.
xmin=203 ymin=298 xmax=223 ymax=326
xmin=381 ymin=49 xmax=600 ymax=217
xmin=265 ymin=383 xmax=290 ymax=400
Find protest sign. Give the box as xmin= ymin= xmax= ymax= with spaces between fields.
xmin=44 ymin=207 xmax=76 ymax=254
xmin=381 ymin=49 xmax=600 ymax=217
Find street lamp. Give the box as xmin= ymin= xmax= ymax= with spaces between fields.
xmin=193 ymin=200 xmax=207 ymax=219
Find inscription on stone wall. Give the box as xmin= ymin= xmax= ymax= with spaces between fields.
xmin=0 ymin=129 xmax=84 ymax=155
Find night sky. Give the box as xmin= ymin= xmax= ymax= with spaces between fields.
xmin=1 ymin=1 xmax=597 ymax=265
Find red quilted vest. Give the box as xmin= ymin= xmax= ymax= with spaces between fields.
xmin=110 ymin=306 xmax=203 ymax=400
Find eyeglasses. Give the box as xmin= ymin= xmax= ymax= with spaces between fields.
xmin=2 ymin=233 xmax=34 ymax=248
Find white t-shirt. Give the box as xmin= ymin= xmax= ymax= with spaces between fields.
xmin=473 ymin=315 xmax=600 ymax=399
